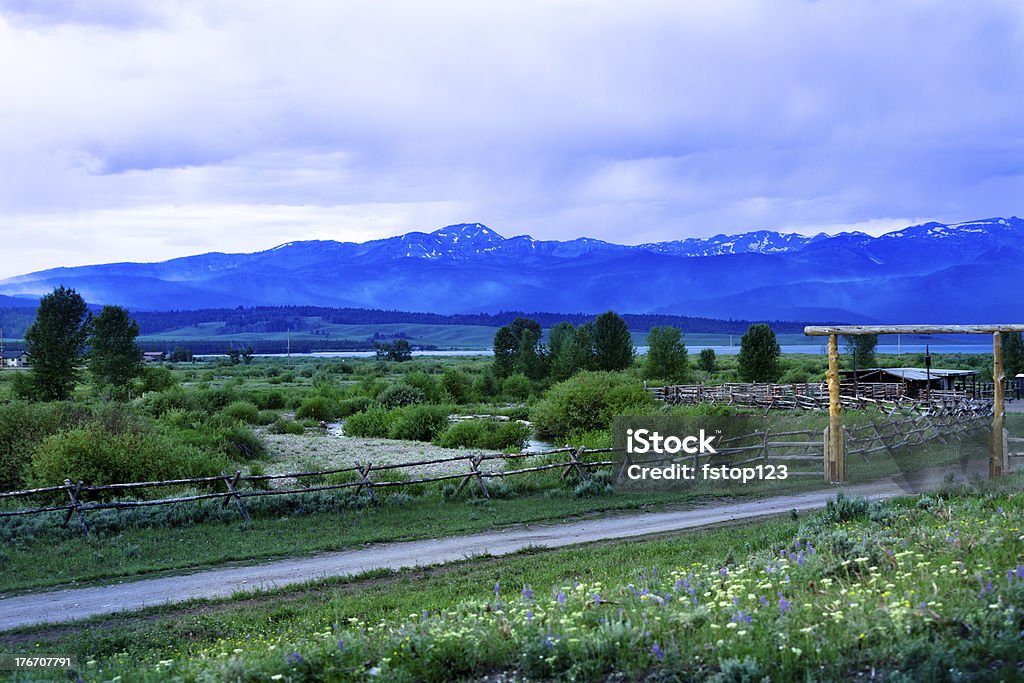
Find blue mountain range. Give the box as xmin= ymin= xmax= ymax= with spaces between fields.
xmin=1 ymin=217 xmax=1021 ymax=322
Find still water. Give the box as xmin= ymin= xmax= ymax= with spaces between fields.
xmin=236 ymin=343 xmax=990 ymax=359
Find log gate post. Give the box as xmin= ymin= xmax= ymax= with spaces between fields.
xmin=991 ymin=332 xmax=1005 ymax=477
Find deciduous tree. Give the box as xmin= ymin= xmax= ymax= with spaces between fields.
xmin=644 ymin=326 xmax=687 ymax=381
xmin=22 ymin=286 xmax=90 ymax=401
xmin=593 ymin=311 xmax=634 ymax=371
xmin=88 ymin=305 xmax=144 ymax=396
xmin=737 ymin=323 xmax=781 ymax=382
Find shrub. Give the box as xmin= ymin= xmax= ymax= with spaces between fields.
xmin=342 ymin=407 xmax=395 ymax=438
xmin=269 ymin=418 xmax=306 ymax=435
xmin=440 ymin=368 xmax=474 ymax=404
xmin=403 ymin=371 xmax=441 ymax=402
xmin=0 ymin=401 xmax=91 ymax=490
xmin=388 ymin=404 xmax=452 ymax=442
xmin=337 ymin=396 xmax=371 ymax=417
xmin=29 ymin=424 xmax=225 ymax=488
xmin=377 ymin=384 xmax=426 ymax=410
xmin=530 ymin=371 xmax=655 ymax=439
xmin=437 ymin=419 xmax=532 ymax=451
xmin=502 ymin=373 xmax=532 ymax=401
xmin=220 ymin=401 xmax=260 ymax=425
xmin=218 ymin=424 xmax=267 ymax=461
xmin=252 ymin=390 xmax=286 ymax=410
xmin=295 ymin=395 xmax=340 ymax=422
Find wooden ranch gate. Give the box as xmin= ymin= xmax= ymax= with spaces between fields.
xmin=804 ymin=324 xmax=1024 ymax=483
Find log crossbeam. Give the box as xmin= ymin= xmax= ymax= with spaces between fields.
xmin=805 ymin=323 xmax=1021 ymax=482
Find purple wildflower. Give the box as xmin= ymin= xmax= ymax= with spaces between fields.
xmin=286 ymin=652 xmax=304 ymax=666
xmin=557 ymin=591 xmax=567 ymax=606
xmin=522 ymin=584 xmax=534 ymax=600
xmin=651 ymin=642 xmax=665 ymax=661
xmin=719 ymin=566 xmax=729 ymax=579
xmin=778 ymin=595 xmax=791 ymax=615
xmin=338 ymin=638 xmax=345 ymax=652
xmin=495 ymin=582 xmax=501 ymax=599
xmin=527 ymin=609 xmax=534 ymax=624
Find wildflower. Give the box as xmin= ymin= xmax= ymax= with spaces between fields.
xmin=527 ymin=609 xmax=534 ymax=624
xmin=495 ymin=582 xmax=501 ymax=599
xmin=339 ymin=638 xmax=345 ymax=652
xmin=557 ymin=591 xmax=567 ymax=606
xmin=651 ymin=642 xmax=665 ymax=661
xmin=778 ymin=595 xmax=791 ymax=615
xmin=522 ymin=585 xmax=534 ymax=600
xmin=286 ymin=652 xmax=304 ymax=666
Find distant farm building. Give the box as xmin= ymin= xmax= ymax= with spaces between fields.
xmin=143 ymin=351 xmax=166 ymax=363
xmin=0 ymin=351 xmax=30 ymax=368
xmin=840 ymin=367 xmax=979 ymax=399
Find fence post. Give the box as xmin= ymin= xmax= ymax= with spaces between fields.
xmin=991 ymin=331 xmax=1006 ymax=478
xmin=826 ymin=333 xmax=845 ymax=483
xmin=62 ymin=479 xmax=88 ymax=535
xmin=822 ymin=427 xmax=829 ymax=482
xmin=1004 ymin=428 xmax=1011 ymax=473
xmin=562 ymin=446 xmax=590 ymax=482
xmin=354 ymin=461 xmax=376 ymax=502
xmin=221 ymin=470 xmax=250 ymax=522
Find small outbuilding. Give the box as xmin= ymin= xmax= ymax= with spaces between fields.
xmin=840 ymin=367 xmax=980 ymax=399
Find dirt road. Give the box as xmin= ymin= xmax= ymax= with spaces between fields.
xmin=0 ymin=460 xmax=987 ymax=631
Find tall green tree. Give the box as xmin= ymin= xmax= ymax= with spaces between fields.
xmin=88 ymin=305 xmax=144 ymax=395
xmin=547 ymin=321 xmax=596 ymax=381
xmin=593 ymin=311 xmax=634 ymax=371
xmin=737 ymin=323 xmax=782 ymax=382
xmin=644 ymin=326 xmax=688 ymax=381
xmin=22 ymin=286 xmax=90 ymax=401
xmin=1003 ymin=331 xmax=1024 ymax=379
xmin=698 ymin=348 xmax=717 ymax=374
xmin=492 ymin=317 xmax=545 ymax=379
xmin=843 ymin=334 xmax=878 ymax=369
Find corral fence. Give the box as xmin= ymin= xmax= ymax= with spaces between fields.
xmin=650 ymin=382 xmax=994 ymax=416
xmin=617 ymin=412 xmax=994 ymax=483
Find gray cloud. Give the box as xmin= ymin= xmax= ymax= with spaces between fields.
xmin=1 ymin=0 xmax=1023 ymax=276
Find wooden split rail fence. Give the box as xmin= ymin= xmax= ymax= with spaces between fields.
xmin=0 ymin=412 xmax=1007 ymax=535
xmin=0 ymin=447 xmax=616 ymax=534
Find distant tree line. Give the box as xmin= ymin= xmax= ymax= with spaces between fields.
xmin=122 ymin=306 xmax=823 ymax=336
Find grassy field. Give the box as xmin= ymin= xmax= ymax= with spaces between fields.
xmin=4 ymin=475 xmax=1022 ymax=681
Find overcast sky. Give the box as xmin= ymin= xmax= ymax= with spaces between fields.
xmin=1 ymin=0 xmax=1023 ymax=277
